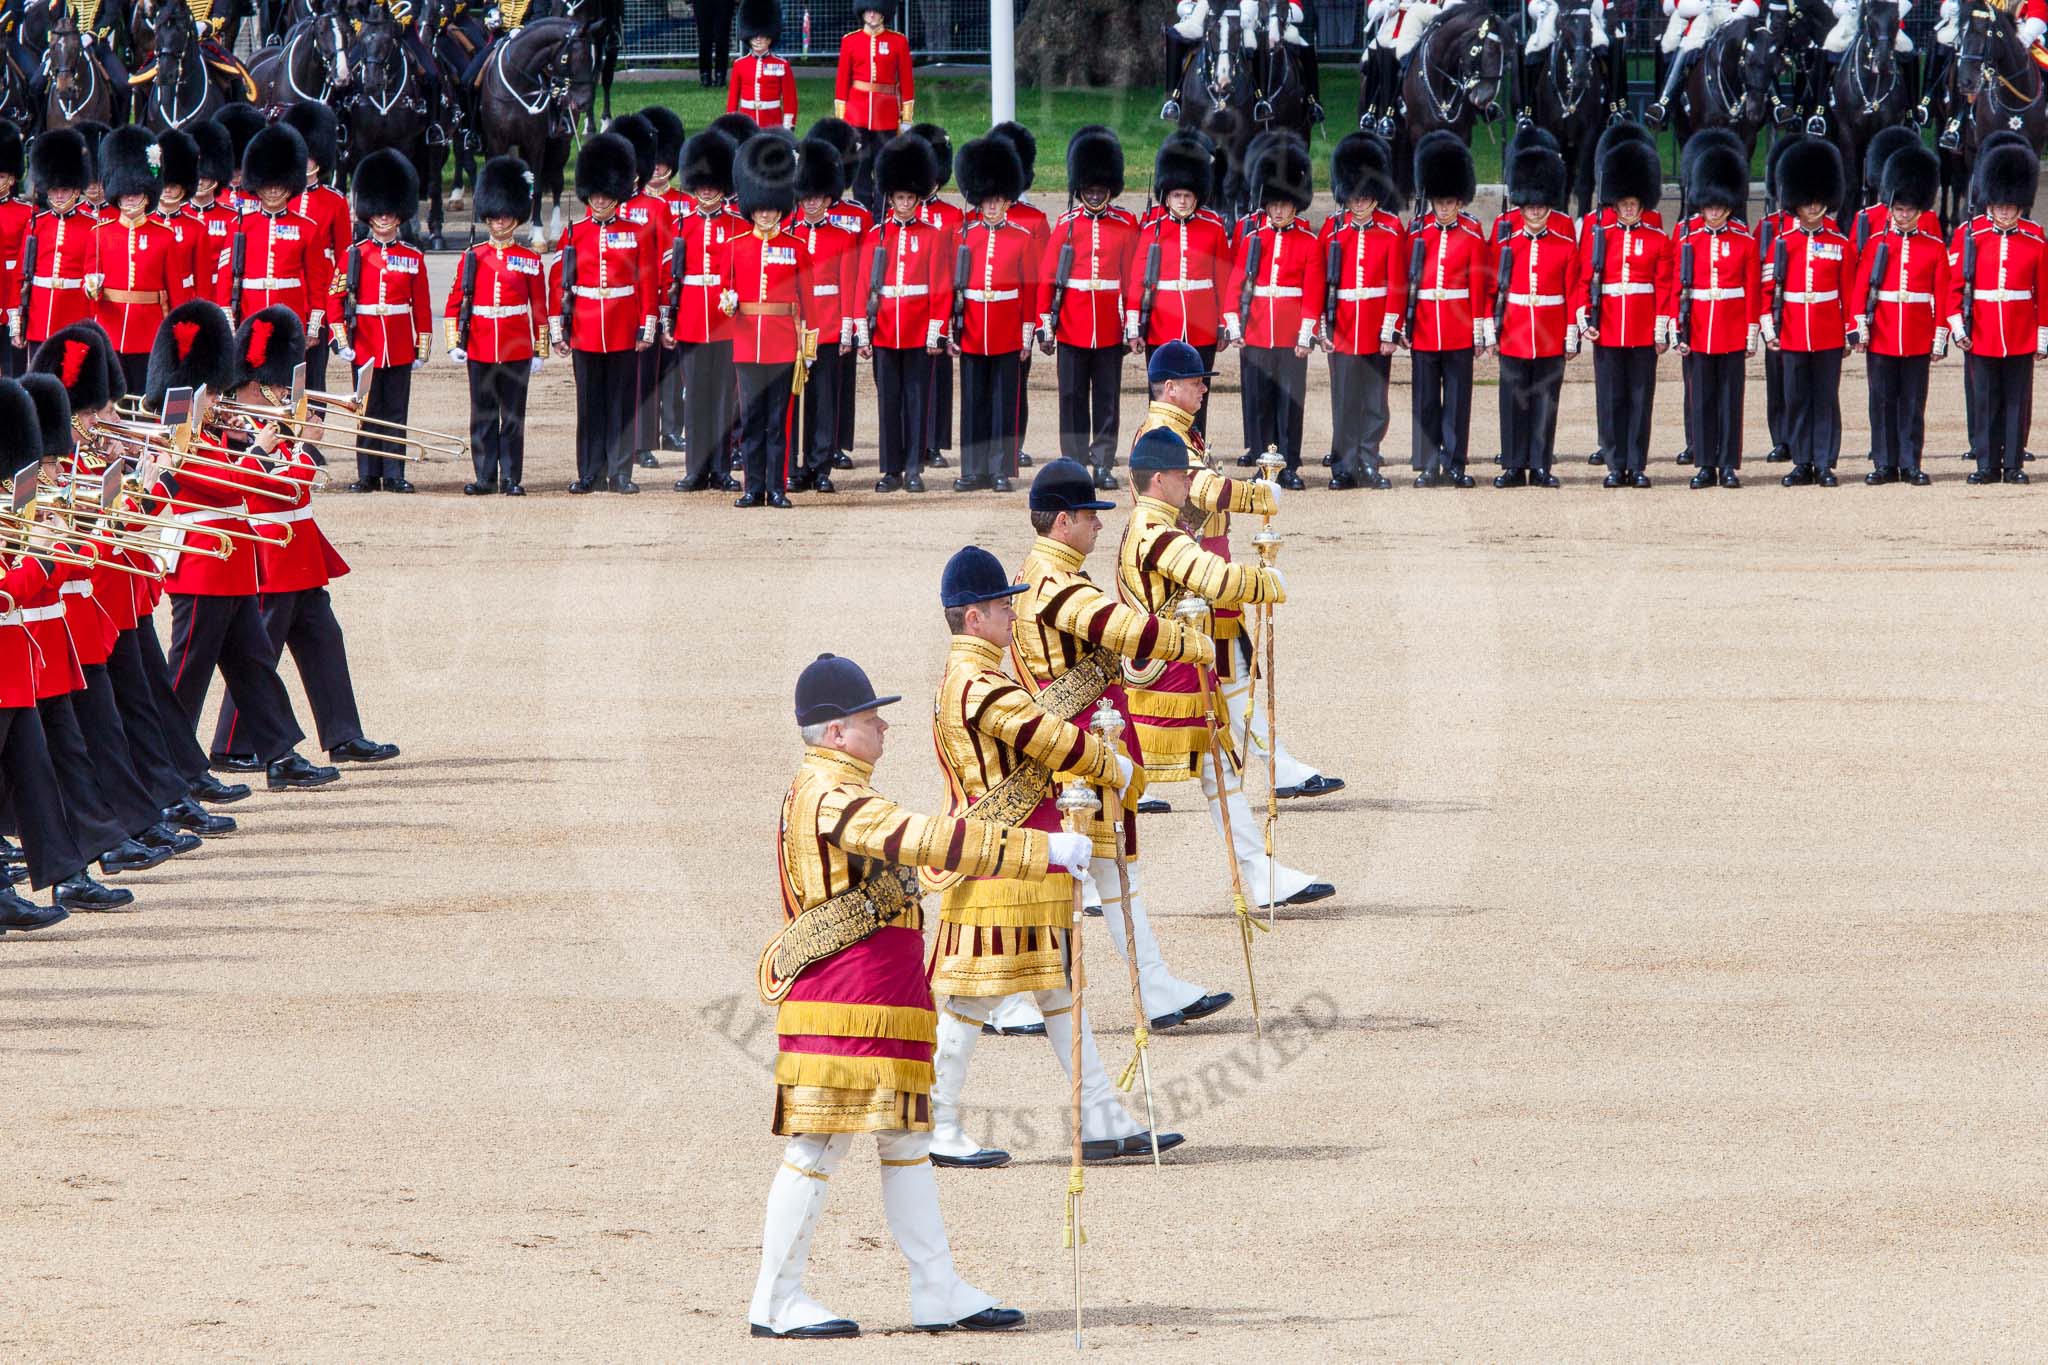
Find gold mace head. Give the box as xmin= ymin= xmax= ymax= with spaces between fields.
xmin=1087 ymin=697 xmax=1125 ymax=741
xmin=1056 ymin=779 xmax=1100 ymax=817
xmin=1173 ymin=594 xmax=1211 ymax=623
xmin=1255 ymin=446 xmax=1287 ymax=477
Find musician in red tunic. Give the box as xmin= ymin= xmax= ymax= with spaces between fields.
xmin=446 ymin=157 xmax=548 ymax=497
xmin=666 ymin=131 xmax=746 ymax=494
xmin=0 ymin=122 xmax=31 ymax=379
xmin=227 ymin=125 xmax=332 ymax=351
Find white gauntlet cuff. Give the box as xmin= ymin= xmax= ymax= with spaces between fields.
xmin=926 ymin=319 xmax=944 ymax=347
xmin=1295 ymin=319 xmax=1316 ymax=348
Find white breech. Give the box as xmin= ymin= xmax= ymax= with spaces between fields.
xmin=1389 ymin=2 xmax=1444 ymax=58
xmin=1087 ymin=856 xmax=1211 ymax=1017
xmin=1678 ymin=8 xmax=1720 ymax=55
xmin=1219 ymin=664 xmax=1320 ymax=791
xmin=1174 ymin=0 xmax=1209 ymax=40
xmin=1528 ymin=0 xmax=1559 ymax=51
xmin=1822 ymin=1 xmax=1855 ymax=52
xmin=1658 ymin=6 xmax=1687 ymax=52
xmin=1592 ymin=0 xmax=1610 ymax=45
xmin=1239 ymin=0 xmax=1260 ymax=45
xmin=1934 ymin=0 xmax=1957 ymax=45
xmin=1200 ymin=754 xmax=1320 ymax=907
xmin=2022 ymin=15 xmax=2046 ymax=46
xmin=932 ymin=994 xmax=1142 ymax=1155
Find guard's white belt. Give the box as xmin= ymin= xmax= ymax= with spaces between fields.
xmin=1781 ymin=290 xmax=1838 ymax=304
xmin=1156 ymin=278 xmax=1212 ymax=291
xmin=31 ymin=276 xmax=82 ymax=289
xmin=964 ymin=288 xmax=1019 ymax=302
xmin=270 ymin=505 xmax=315 ymax=524
xmin=1252 ymin=285 xmax=1303 ymax=298
xmin=1876 ymin=289 xmax=1934 ymax=304
xmin=356 ymin=302 xmax=413 ymax=316
xmin=175 ymin=501 xmax=248 ymax=525
xmin=1507 ymin=292 xmax=1565 ymax=306
xmin=682 ymin=273 xmax=721 ymax=286
xmin=1337 ymin=287 xmax=1388 ymax=301
xmin=471 ymin=304 xmax=530 ymax=318
xmin=1064 ymin=279 xmax=1121 ymax=291
xmin=810 ymin=285 xmax=839 ymax=296
xmin=0 ymin=609 xmax=20 ymax=626
xmin=880 ymin=284 xmax=928 ymax=298
xmin=738 ymin=98 xmax=781 ymax=110
xmin=1976 ymin=288 xmax=2034 ymax=301
xmin=573 ymin=285 xmax=636 ymax=299
xmin=1417 ymin=288 xmax=1465 ymax=300
xmin=19 ymin=604 xmax=64 ymax=622
xmin=1694 ymin=286 xmax=1747 ymax=301
xmin=243 ymin=277 xmax=302 ymax=289
xmin=58 ymin=580 xmax=91 ymax=597
xmin=1600 ymin=282 xmax=1656 ymax=296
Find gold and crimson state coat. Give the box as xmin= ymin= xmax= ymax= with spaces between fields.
xmin=927 ymin=635 xmax=1120 ymax=998
xmin=1010 ymin=535 xmax=1212 ymax=858
xmin=774 ymin=745 xmax=1053 ymax=1136
xmin=1116 ymin=495 xmax=1285 ymax=784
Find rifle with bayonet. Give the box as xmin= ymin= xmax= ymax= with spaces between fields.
xmin=1676 ymin=238 xmax=1695 ymax=349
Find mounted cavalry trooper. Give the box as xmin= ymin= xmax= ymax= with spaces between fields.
xmin=1359 ymin=0 xmax=1472 ymax=137
xmin=127 ymin=0 xmax=260 ymax=104
xmin=1931 ymin=0 xmax=2046 ymax=146
xmin=1645 ymin=0 xmax=1763 ymax=127
xmin=1518 ymin=0 xmax=1613 ymax=130
xmin=1161 ymin=1 xmax=1321 ymax=121
xmin=44 ymin=0 xmax=135 ymax=110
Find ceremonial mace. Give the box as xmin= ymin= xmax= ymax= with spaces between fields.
xmin=1055 ymin=777 xmax=1102 ymax=1351
xmin=1088 ymin=698 xmax=1162 ymax=1170
xmin=1253 ymin=446 xmax=1286 ymax=928
xmin=1175 ymin=595 xmax=1267 ymax=1039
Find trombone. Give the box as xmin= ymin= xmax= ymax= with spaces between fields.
xmin=214 ymin=364 xmax=465 ymax=463
xmin=47 ymin=481 xmax=234 ymax=562
xmin=93 ymin=416 xmax=323 ymax=496
xmin=0 ymin=511 xmax=166 ymax=578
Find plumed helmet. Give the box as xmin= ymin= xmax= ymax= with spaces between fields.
xmin=144 ymin=299 xmax=235 ymax=408
xmin=709 ymin=112 xmax=760 ymax=145
xmin=155 ymin=127 xmax=199 ymax=196
xmin=877 ymin=131 xmax=938 ymax=199
xmin=1508 ymin=145 xmax=1568 ymax=210
xmin=99 ymin=125 xmax=162 ymax=210
xmin=1860 ymin=125 xmax=1920 ymax=193
xmin=214 ymin=103 xmax=268 ymax=173
xmin=1154 ymin=134 xmax=1214 ymax=205
xmin=1776 ymin=137 xmax=1843 ymax=214
xmin=282 ymin=100 xmax=339 ymax=177
xmin=19 ymin=374 xmax=68 ymax=461
xmin=1251 ymin=133 xmax=1312 ymax=212
xmin=191 ymin=119 xmax=234 ymax=187
xmin=1415 ymin=129 xmax=1475 ymax=204
xmin=1331 ymin=131 xmax=1394 ymax=207
xmin=642 ymin=105 xmax=686 ymax=173
xmin=230 ymin=305 xmax=306 ymax=392
xmin=29 ymin=127 xmax=90 ymax=196
xmin=1597 ymin=137 xmax=1663 ymax=212
xmin=30 ymin=321 xmax=121 ymax=414
xmin=475 ymin=155 xmax=535 ymax=222
xmin=607 ymin=112 xmax=658 ymax=185
xmin=954 ymin=135 xmax=1024 ymax=206
xmin=575 ymin=131 xmax=640 ymax=202
xmin=989 ymin=120 xmax=1037 ymax=189
xmin=0 ymin=120 xmax=22 ymax=181
xmin=1686 ymin=145 xmax=1749 ymax=212
xmin=794 ymin=138 xmax=846 ymax=202
xmin=352 ymin=147 xmax=419 ymax=221
xmin=677 ymin=129 xmax=736 ymax=195
xmin=1881 ymin=144 xmax=1939 ymax=212
xmin=1066 ymin=127 xmax=1124 ymax=197
xmin=1975 ymin=140 xmax=2039 ymax=210
xmin=737 ymin=0 xmax=780 ymax=42
xmin=734 ymin=132 xmax=799 ymax=218
xmin=242 ymin=123 xmax=308 ymax=195
xmin=907 ymin=123 xmax=952 ymax=189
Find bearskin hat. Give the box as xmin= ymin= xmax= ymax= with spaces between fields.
xmin=144 ymin=299 xmax=235 ymax=408
xmin=877 ymin=132 xmax=938 ymax=200
xmin=1860 ymin=125 xmax=1919 ymax=194
xmin=1975 ymin=140 xmax=2039 ymax=210
xmin=642 ymin=105 xmax=685 ymax=173
xmin=1595 ymin=120 xmax=1655 ymax=165
xmin=1598 ymin=137 xmax=1663 ymax=213
xmin=155 ymin=128 xmax=199 ymax=196
xmin=230 ymin=306 xmax=305 ymax=393
xmin=794 ymin=138 xmax=845 ymax=202
xmin=476 ymin=155 xmax=535 ymax=223
xmin=1154 ymin=134 xmax=1214 ymax=204
xmin=1505 ymin=126 xmax=1561 ymax=165
xmin=19 ymin=374 xmax=68 ymax=461
xmin=1331 ymin=132 xmax=1390 ymax=207
xmin=191 ymin=119 xmax=234 ymax=187
xmin=29 ymin=127 xmax=90 ymax=197
xmin=709 ymin=112 xmax=760 ymax=145
xmin=1682 ymin=127 xmax=1744 ymax=186
xmin=1763 ymin=132 xmax=1807 ymax=204
xmin=1882 ymin=144 xmax=1939 ymax=212
xmin=353 ymin=148 xmax=419 ymax=221
xmin=955 ymin=135 xmax=1024 ymax=206
xmin=30 ymin=321 xmax=120 ymax=414
xmin=98 ymin=125 xmax=161 ymax=209
xmin=677 ymin=130 xmax=736 ymax=195
xmin=1979 ymin=129 xmax=2031 ymax=161
xmin=608 ymin=112 xmax=659 ymax=185
xmin=242 ymin=124 xmax=308 ymax=195
xmin=904 ymin=123 xmax=951 ymax=189
xmin=1777 ymin=137 xmax=1843 ymax=214
xmin=856 ymin=0 xmax=894 ymax=19
xmin=1250 ymin=134 xmax=1312 ymax=212
xmin=215 ymin=103 xmax=267 ymax=172
xmin=1415 ymin=129 xmax=1475 ymax=205
xmin=74 ymin=121 xmax=109 ymax=182
xmin=989 ymin=120 xmax=1037 ymax=189
xmin=1508 ymin=146 xmax=1568 ymax=211
xmin=575 ymin=131 xmax=639 ymax=202
xmin=738 ymin=0 xmax=780 ymax=42
xmin=806 ymin=115 xmax=858 ymax=160
xmin=1687 ymin=145 xmax=1749 ymax=212
xmin=0 ymin=121 xmax=22 ymax=181
xmin=734 ymin=133 xmax=798 ymax=218
xmin=282 ymin=100 xmax=338 ymax=177
xmin=1067 ymin=127 xmax=1124 ymax=197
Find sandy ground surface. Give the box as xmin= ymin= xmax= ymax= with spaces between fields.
xmin=5 ymin=253 xmax=2048 ymax=1361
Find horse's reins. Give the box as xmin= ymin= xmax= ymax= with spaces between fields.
xmin=46 ymin=37 xmax=102 ymax=123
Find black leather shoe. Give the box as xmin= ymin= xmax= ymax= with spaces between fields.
xmin=929 ymin=1147 xmax=1012 ymax=1169
xmin=1277 ymin=469 xmax=1305 ymax=491
xmin=0 ymin=890 xmax=65 ymax=931
xmin=1366 ymin=470 xmax=1392 ymax=489
xmin=980 ymin=1020 xmax=1047 ymax=1037
xmin=991 ymin=475 xmax=1012 ymax=493
xmin=100 ymin=839 xmax=169 ymax=875
xmin=750 ymin=1320 xmax=860 ymax=1339
xmin=1634 ymin=473 xmax=1652 ymax=488
xmin=789 ymin=471 xmax=815 ymax=492
xmin=1865 ymin=469 xmax=1888 ymax=486
xmin=613 ymin=479 xmax=640 ymax=494
xmin=567 ymin=479 xmax=595 ymax=494
xmin=1277 ymin=773 xmax=1345 ymax=799
xmin=1782 ymin=466 xmax=1815 ymax=486
xmin=1689 ymin=470 xmax=1716 ymax=489
xmin=1082 ymin=1131 xmax=1186 ymax=1162
xmin=1908 ymin=469 xmax=1931 ymax=486
xmin=918 ymin=1307 xmax=1025 ymax=1332
xmin=345 ymin=478 xmax=381 ymax=493
xmin=1676 ymin=448 xmax=1694 ymax=465
xmin=1766 ymin=443 xmax=1793 ymax=463
xmin=213 ymin=753 xmax=264 ymax=773
xmin=191 ymin=773 xmax=250 ymax=804
xmin=58 ymin=873 xmax=134 ymax=911
xmin=832 ymin=450 xmax=853 ymax=469
xmin=2007 ymin=468 xmax=2030 ymax=484
xmin=952 ymin=476 xmax=989 ymax=493
xmin=1720 ymin=470 xmax=1740 ymax=488
xmin=138 ymin=823 xmax=203 ymax=857
xmin=1016 ymin=452 xmax=1034 ymax=467
xmin=904 ymin=472 xmax=926 ymax=493
xmin=462 ymin=481 xmax=494 ymax=496
xmin=1135 ymin=797 xmax=1171 ymax=814
xmin=0 ymin=836 xmax=21 ymax=865
xmin=1602 ymin=472 xmax=1621 ymax=488
xmin=1967 ymin=470 xmax=1993 ymax=484
xmin=1329 ymin=473 xmax=1358 ymax=490
xmin=874 ymin=474 xmax=902 ymax=492
xmin=1588 ymin=450 xmax=1606 ymax=464
xmin=636 ymin=450 xmax=659 ymax=468
xmin=386 ymin=478 xmax=416 ymax=494
xmin=1237 ymin=450 xmax=1260 ymax=467
xmin=1320 ymin=451 xmax=1335 ymax=466
xmin=164 ymin=798 xmax=235 ymax=836
xmin=1494 ymin=470 xmax=1525 ymax=488
xmin=1415 ymin=471 xmax=1438 ymax=488
xmin=268 ymin=753 xmax=341 ymax=790
xmin=1093 ymin=467 xmax=1120 ymax=490
xmin=767 ymin=490 xmax=794 ymax=509
xmin=330 ymin=738 xmax=400 ymax=763
xmin=1533 ymin=470 xmax=1561 ymax=488
xmin=1278 ymin=881 xmax=1337 ymax=906
xmin=1179 ymin=991 xmax=1235 ymax=1021
xmin=1818 ymin=471 xmax=1839 ymax=487
xmin=733 ymin=491 xmax=763 ymax=508
xmin=503 ymin=484 xmax=525 ymax=496
xmin=1450 ymin=472 xmax=1476 ymax=488
xmin=1146 ymin=1008 xmax=1187 ymax=1029
xmin=925 ymin=451 xmax=949 ymax=468
xmin=813 ymin=474 xmax=836 ymax=493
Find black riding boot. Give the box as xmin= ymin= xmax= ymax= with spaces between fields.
xmin=1645 ymin=50 xmax=1690 ymax=126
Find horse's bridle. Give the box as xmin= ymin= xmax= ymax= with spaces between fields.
xmin=1548 ymin=10 xmax=1594 ymax=121
xmin=47 ymin=28 xmax=103 ymax=122
xmin=1418 ymin=16 xmax=1502 ymax=124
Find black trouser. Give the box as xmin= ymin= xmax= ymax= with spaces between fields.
xmin=960 ymin=350 xmax=1022 ymax=485
xmin=75 ymin=662 xmax=162 ymax=837
xmin=1147 ymin=341 xmax=1215 ymax=437
xmin=696 ymin=0 xmax=733 ymax=74
xmin=116 ymin=351 xmax=149 ymax=397
xmin=852 ymin=128 xmax=890 ymax=216
xmin=1056 ymin=343 xmax=1123 ymax=471
xmin=1241 ymin=344 xmax=1308 ymax=469
xmin=1498 ymin=353 xmax=1565 ymax=475
xmin=0 ymin=337 xmax=23 ymax=377
xmin=303 ymin=340 xmax=330 ymax=460
xmin=1781 ymin=347 xmax=1844 ymax=473
xmin=1328 ymin=350 xmax=1391 ymax=478
xmin=678 ymin=339 xmax=736 ymax=485
xmin=1595 ymin=345 xmax=1658 ymax=477
xmin=736 ymin=360 xmax=794 ymax=497
xmin=928 ymin=346 xmax=953 ymax=457
xmin=1867 ymin=352 xmax=1930 ymax=475
xmin=167 ymin=592 xmax=304 ymax=764
xmin=834 ymin=346 xmax=858 ymax=455
xmin=874 ymin=345 xmax=932 ymax=477
xmin=1763 ymin=346 xmax=1786 ymax=454
xmin=799 ymin=340 xmax=848 ymax=480
xmin=357 ymin=364 xmax=412 ymax=485
xmin=634 ymin=344 xmax=663 ymax=454
xmin=38 ymin=692 xmax=126 ymax=858
xmin=468 ymin=359 xmax=532 ymax=487
xmin=658 ymin=340 xmax=684 ymax=448
xmin=132 ymin=615 xmax=211 ymax=784
xmin=212 ymin=587 xmax=366 ymax=758
xmin=571 ymin=347 xmax=638 ymax=486
xmin=1684 ymin=350 xmax=1746 ymax=473
xmin=1966 ymin=351 xmax=2032 ymax=477
xmin=1015 ymin=347 xmax=1038 ymax=458
xmin=1411 ymin=347 xmax=1473 ymax=477
xmin=105 ymin=627 xmax=191 ymax=807
xmin=0 ymin=705 xmax=84 ymax=889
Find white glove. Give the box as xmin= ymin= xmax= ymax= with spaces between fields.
xmin=1932 ymin=326 xmax=1950 ymax=358
xmin=333 ymin=344 xmax=355 ymax=362
xmin=1759 ymin=315 xmax=1777 ymax=346
xmin=1267 ymin=566 xmax=1289 ymax=600
xmin=1113 ymin=753 xmax=1136 ymax=791
xmin=411 ymin=356 xmax=427 ymax=371
xmin=2021 ymin=15 xmax=2045 ymax=45
xmin=446 ymin=346 xmax=467 ymax=364
xmin=529 ymin=355 xmax=545 ymax=375
xmin=1047 ymin=831 xmax=1093 ymax=874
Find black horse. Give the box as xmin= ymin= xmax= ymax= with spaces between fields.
xmin=535 ymin=0 xmax=618 ymax=133
xmin=46 ymin=12 xmax=122 ymax=129
xmin=1377 ymin=3 xmax=1506 ymax=202
xmin=421 ymin=0 xmax=490 ymax=208
xmin=1826 ymin=0 xmax=1914 ymax=209
xmin=1524 ymin=1 xmax=1608 ymax=215
xmin=343 ymin=6 xmax=448 ymax=245
xmin=139 ymin=0 xmax=243 ymax=130
xmin=1935 ymin=0 xmax=2048 ymax=221
xmin=1670 ymin=15 xmax=1777 ymax=187
xmin=248 ymin=2 xmax=354 ymax=111
xmin=1171 ymin=0 xmax=1316 ymax=216
xmin=476 ymin=16 xmax=595 ymax=245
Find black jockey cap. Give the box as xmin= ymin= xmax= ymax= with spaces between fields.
xmin=940 ymin=547 xmax=1027 ymax=609
xmin=1129 ymin=426 xmax=1197 ymax=471
xmin=1147 ymin=339 xmax=1216 ymax=383
xmin=1029 ymin=458 xmax=1115 ymax=512
xmin=794 ymin=653 xmax=899 ymax=727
